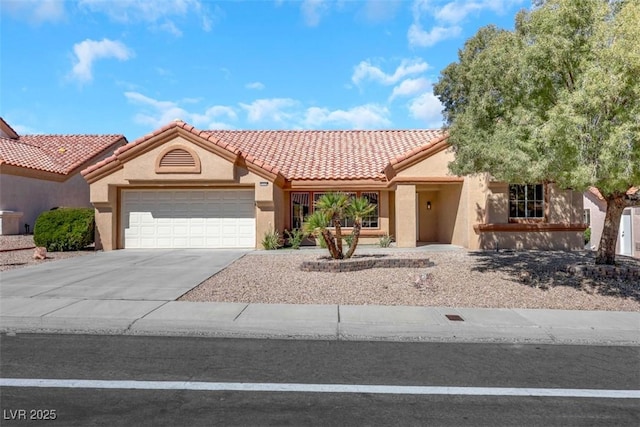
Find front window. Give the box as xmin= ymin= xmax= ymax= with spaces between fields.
xmin=509 ymin=184 xmax=544 ymax=219
xmin=361 ymin=192 xmax=379 ymax=228
xmin=291 ymin=192 xmax=310 ymax=230
xmin=313 ymin=192 xmax=356 ymax=227
xmin=583 ymin=209 xmax=591 ymax=226
xmin=291 ymin=191 xmax=380 ymax=229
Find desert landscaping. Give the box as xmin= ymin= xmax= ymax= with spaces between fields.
xmin=3 ymin=236 xmax=636 ymax=312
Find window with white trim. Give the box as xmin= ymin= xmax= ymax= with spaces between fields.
xmin=583 ymin=209 xmax=591 ymax=226
xmin=361 ymin=192 xmax=379 ymax=228
xmin=290 ymin=191 xmax=380 ymax=229
xmin=291 ymin=192 xmax=310 ymax=230
xmin=509 ymin=184 xmax=544 ymax=219
xmin=313 ymin=192 xmax=356 ymax=227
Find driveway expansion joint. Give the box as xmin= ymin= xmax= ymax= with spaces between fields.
xmin=233 ymin=304 xmax=250 ymax=322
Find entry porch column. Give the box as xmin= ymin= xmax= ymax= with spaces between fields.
xmin=395 ymin=184 xmax=417 ymax=248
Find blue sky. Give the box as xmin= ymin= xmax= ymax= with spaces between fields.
xmin=1 ymin=0 xmax=528 ymax=141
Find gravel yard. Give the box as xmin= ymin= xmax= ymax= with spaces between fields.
xmin=0 ymin=236 xmax=94 ymax=272
xmin=180 ymin=249 xmax=640 ymax=312
xmin=2 ymin=234 xmax=638 ymax=311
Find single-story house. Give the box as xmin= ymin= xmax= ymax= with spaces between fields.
xmin=0 ymin=117 xmax=127 ymax=235
xmin=82 ymin=120 xmax=586 ymax=251
xmin=584 ymin=187 xmax=640 ymax=258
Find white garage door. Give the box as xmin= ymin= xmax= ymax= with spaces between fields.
xmin=122 ymin=190 xmax=255 ymax=249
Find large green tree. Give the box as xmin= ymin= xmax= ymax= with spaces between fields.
xmin=434 ymin=0 xmax=640 ymax=264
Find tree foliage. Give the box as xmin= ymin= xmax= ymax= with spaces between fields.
xmin=434 ymin=0 xmax=640 ymax=264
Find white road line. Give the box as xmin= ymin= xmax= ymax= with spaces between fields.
xmin=1 ymin=379 xmax=639 ymax=399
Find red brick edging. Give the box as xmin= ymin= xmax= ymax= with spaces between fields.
xmin=567 ymin=264 xmax=640 ymax=280
xmin=0 ymin=246 xmax=36 ymax=253
xmin=300 ymin=258 xmax=435 ymax=272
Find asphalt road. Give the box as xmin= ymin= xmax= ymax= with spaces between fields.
xmin=1 ymin=334 xmax=638 ymax=426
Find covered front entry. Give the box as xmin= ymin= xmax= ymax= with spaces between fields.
xmin=121 ymin=189 xmax=255 ymax=249
xmin=394 ymin=182 xmax=465 ymax=248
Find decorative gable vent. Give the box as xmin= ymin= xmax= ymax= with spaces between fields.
xmin=160 ymin=149 xmax=195 ymax=167
xmin=155 ymin=145 xmax=201 ymax=174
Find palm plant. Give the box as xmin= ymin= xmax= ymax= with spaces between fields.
xmin=302 ymin=210 xmax=341 ymax=259
xmin=314 ymin=192 xmax=350 ymax=255
xmin=344 ymin=196 xmax=376 ymax=259
xmin=302 ymin=192 xmax=376 ymax=260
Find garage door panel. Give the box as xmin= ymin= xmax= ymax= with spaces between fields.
xmin=122 ymin=190 xmax=256 ymax=249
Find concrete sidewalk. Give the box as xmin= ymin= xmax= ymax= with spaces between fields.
xmin=1 ymin=297 xmax=638 ymax=345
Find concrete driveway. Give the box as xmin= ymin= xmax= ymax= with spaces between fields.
xmin=0 ymin=249 xmax=249 ymax=301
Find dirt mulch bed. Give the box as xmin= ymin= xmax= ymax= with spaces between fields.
xmin=0 ymin=235 xmax=95 ymax=272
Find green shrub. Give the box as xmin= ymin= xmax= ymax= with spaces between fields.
xmin=584 ymin=227 xmax=591 ymax=246
xmin=34 ymin=208 xmax=95 ymax=251
xmin=378 ymin=233 xmax=394 ymax=248
xmin=285 ymin=228 xmax=306 ymax=249
xmin=262 ymin=228 xmax=283 ymax=250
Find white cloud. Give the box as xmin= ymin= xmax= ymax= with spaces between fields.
xmin=125 ymin=92 xmax=394 ymax=130
xmin=389 ymin=77 xmax=432 ymax=101
xmin=436 ymin=0 xmax=525 ymax=23
xmin=155 ymin=20 xmax=182 ymax=37
xmin=125 ymin=91 xmax=237 ymax=129
xmin=408 ymin=92 xmax=443 ymax=128
xmin=301 ymin=0 xmax=329 ymax=27
xmin=352 ymin=58 xmax=430 ymax=86
xmin=240 ymin=98 xmax=300 ymax=124
xmin=71 ymin=39 xmax=134 ymax=83
xmin=1 ymin=0 xmax=66 ymax=24
xmin=304 ymin=104 xmax=391 ymax=129
xmin=408 ymin=0 xmax=523 ymax=48
xmin=407 ymin=23 xmax=461 ymax=47
xmin=78 ymin=0 xmax=218 ymax=33
xmin=358 ymin=0 xmax=401 ymax=23
xmin=245 ymin=82 xmax=265 ymax=90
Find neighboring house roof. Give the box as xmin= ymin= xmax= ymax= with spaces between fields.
xmin=0 ymin=117 xmax=126 ymax=176
xmin=82 ymin=120 xmax=447 ymax=182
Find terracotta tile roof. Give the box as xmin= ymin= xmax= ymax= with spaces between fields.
xmin=0 ymin=119 xmax=125 ymax=175
xmin=587 ymin=186 xmax=639 ymax=200
xmin=83 ymin=120 xmax=446 ymax=181
xmin=203 ymin=129 xmax=445 ymax=180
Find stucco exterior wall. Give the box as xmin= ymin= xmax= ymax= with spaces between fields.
xmin=0 ymin=172 xmax=92 ymax=233
xmin=583 ymin=192 xmax=606 ymax=250
xmin=398 ymin=148 xmax=455 ymax=177
xmin=472 ymin=181 xmax=584 ymax=251
xmin=478 ymin=230 xmax=584 ymax=251
xmin=394 ymin=184 xmax=416 ymax=247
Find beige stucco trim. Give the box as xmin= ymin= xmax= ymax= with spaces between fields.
xmin=287 ymin=179 xmax=388 ymax=189
xmin=387 ymin=176 xmax=463 ymax=186
xmin=0 ymin=164 xmax=67 ymax=182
